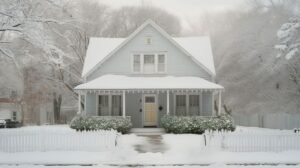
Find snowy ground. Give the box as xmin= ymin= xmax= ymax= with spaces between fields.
xmin=1 ymin=165 xmax=300 ymax=168
xmin=0 ymin=126 xmax=300 ymax=167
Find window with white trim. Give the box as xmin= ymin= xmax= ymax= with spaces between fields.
xmin=98 ymin=95 xmax=109 ymax=116
xmin=111 ymin=95 xmax=122 ymax=116
xmin=145 ymin=36 xmax=152 ymax=45
xmin=189 ymin=95 xmax=200 ymax=115
xmin=175 ymin=94 xmax=201 ymax=116
xmin=189 ymin=95 xmax=199 ymax=107
xmin=157 ymin=54 xmax=165 ymax=72
xmin=133 ymin=54 xmax=141 ymax=72
xmin=144 ymin=54 xmax=155 ymax=73
xmin=176 ymin=95 xmax=186 ymax=115
xmin=12 ymin=111 xmax=17 ymax=121
xmin=132 ymin=53 xmax=166 ymax=73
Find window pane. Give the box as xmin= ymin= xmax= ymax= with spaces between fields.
xmin=158 ymin=54 xmax=165 ymax=63
xmin=98 ymin=95 xmax=109 ymax=116
xmin=189 ymin=95 xmax=199 ymax=106
xmin=146 ymin=37 xmax=152 ymax=45
xmin=133 ymin=55 xmax=140 ymax=72
xmin=99 ymin=95 xmax=108 ymax=106
xmin=176 ymin=95 xmax=186 ymax=106
xmin=145 ymin=96 xmax=155 ymax=103
xmin=144 ymin=55 xmax=155 ymax=64
xmin=112 ymin=95 xmax=122 ymax=116
xmin=12 ymin=112 xmax=17 ymax=120
xmin=143 ymin=54 xmax=155 ymax=73
xmin=176 ymin=95 xmax=186 ymax=115
xmin=158 ymin=54 xmax=165 ymax=72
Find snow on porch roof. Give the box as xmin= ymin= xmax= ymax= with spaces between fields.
xmin=82 ymin=36 xmax=215 ymax=77
xmin=74 ymin=75 xmax=224 ymax=91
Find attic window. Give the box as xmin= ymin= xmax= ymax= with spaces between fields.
xmin=132 ymin=53 xmax=166 ymax=73
xmin=145 ymin=36 xmax=152 ymax=45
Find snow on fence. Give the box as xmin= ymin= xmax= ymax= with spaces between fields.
xmin=205 ymin=131 xmax=300 ymax=152
xmin=233 ymin=113 xmax=300 ymax=129
xmin=0 ymin=126 xmax=118 ymax=152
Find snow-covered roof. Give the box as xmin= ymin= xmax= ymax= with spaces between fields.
xmin=81 ymin=20 xmax=216 ymax=77
xmin=82 ymin=38 xmax=125 ymax=77
xmin=75 ymin=75 xmax=223 ymax=91
xmin=173 ymin=37 xmax=215 ymax=75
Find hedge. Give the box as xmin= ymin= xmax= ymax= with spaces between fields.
xmin=161 ymin=114 xmax=235 ymax=134
xmin=69 ymin=116 xmax=132 ymax=134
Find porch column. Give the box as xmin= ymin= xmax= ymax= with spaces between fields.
xmin=218 ymin=91 xmax=222 ymax=116
xmin=77 ymin=94 xmax=81 ymax=114
xmin=167 ymin=90 xmax=170 ymax=115
xmin=122 ymin=90 xmax=126 ymax=118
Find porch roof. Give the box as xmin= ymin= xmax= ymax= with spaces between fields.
xmin=75 ymin=75 xmax=224 ymax=92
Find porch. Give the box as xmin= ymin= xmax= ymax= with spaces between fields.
xmin=75 ymin=75 xmax=224 ymax=128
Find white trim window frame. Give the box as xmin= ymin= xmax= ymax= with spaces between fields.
xmin=157 ymin=54 xmax=166 ymax=73
xmin=96 ymin=94 xmax=122 ymax=116
xmin=132 ymin=54 xmax=142 ymax=73
xmin=131 ymin=53 xmax=167 ymax=74
xmin=175 ymin=94 xmax=187 ymax=116
xmin=143 ymin=54 xmax=156 ymax=74
xmin=174 ymin=93 xmax=202 ymax=116
xmin=189 ymin=95 xmax=200 ymax=116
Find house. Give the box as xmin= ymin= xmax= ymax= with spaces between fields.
xmin=0 ymin=98 xmax=21 ymax=122
xmin=75 ymin=20 xmax=224 ymax=128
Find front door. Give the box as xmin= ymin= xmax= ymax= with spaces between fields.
xmin=143 ymin=95 xmax=157 ymax=126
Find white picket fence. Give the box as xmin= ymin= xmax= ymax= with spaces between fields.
xmin=233 ymin=113 xmax=300 ymax=129
xmin=0 ymin=126 xmax=119 ymax=152
xmin=205 ymin=131 xmax=300 ymax=152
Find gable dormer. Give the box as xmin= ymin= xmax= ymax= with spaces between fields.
xmin=83 ymin=20 xmax=215 ymax=81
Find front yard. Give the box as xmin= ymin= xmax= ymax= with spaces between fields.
xmin=0 ymin=126 xmax=300 ymax=167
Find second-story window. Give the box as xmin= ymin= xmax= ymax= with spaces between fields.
xmin=157 ymin=54 xmax=165 ymax=72
xmin=144 ymin=54 xmax=155 ymax=73
xmin=133 ymin=54 xmax=141 ymax=72
xmin=132 ymin=53 xmax=166 ymax=73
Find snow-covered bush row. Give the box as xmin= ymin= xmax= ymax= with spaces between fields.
xmin=70 ymin=116 xmax=132 ymax=134
xmin=161 ymin=114 xmax=235 ymax=134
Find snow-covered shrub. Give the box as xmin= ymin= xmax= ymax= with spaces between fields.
xmin=70 ymin=116 xmax=132 ymax=134
xmin=161 ymin=114 xmax=235 ymax=134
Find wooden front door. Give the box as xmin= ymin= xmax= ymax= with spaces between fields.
xmin=143 ymin=95 xmax=157 ymax=126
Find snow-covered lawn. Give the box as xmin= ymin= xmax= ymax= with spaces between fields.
xmin=0 ymin=126 xmax=299 ymax=166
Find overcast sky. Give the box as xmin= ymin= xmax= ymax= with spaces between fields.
xmin=98 ymin=0 xmax=246 ymax=30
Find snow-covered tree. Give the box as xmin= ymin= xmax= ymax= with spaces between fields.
xmin=189 ymin=0 xmax=300 ymax=115
xmin=0 ymin=0 xmax=80 ymax=124
xmin=275 ymin=17 xmax=300 ymax=60
xmin=275 ymin=15 xmax=300 ymax=94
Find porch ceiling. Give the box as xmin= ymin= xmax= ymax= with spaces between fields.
xmin=75 ymin=75 xmax=224 ymax=93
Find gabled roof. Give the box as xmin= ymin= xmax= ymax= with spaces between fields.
xmin=75 ymin=75 xmax=223 ymax=91
xmin=82 ymin=19 xmax=216 ymax=77
xmin=82 ymin=38 xmax=125 ymax=77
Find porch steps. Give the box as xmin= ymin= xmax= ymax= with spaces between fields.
xmin=130 ymin=128 xmax=165 ymax=135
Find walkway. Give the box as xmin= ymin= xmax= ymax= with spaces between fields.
xmin=133 ymin=135 xmax=169 ymax=153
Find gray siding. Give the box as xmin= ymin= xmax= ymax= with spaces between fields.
xmin=126 ymin=93 xmax=143 ymax=127
xmin=202 ymin=92 xmax=213 ymax=116
xmin=87 ymin=25 xmax=211 ymax=81
xmin=86 ymin=93 xmax=97 ymax=116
